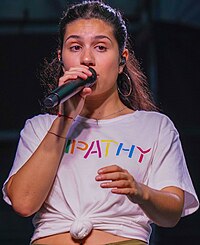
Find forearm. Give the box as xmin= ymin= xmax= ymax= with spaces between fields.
xmin=96 ymin=165 xmax=185 ymax=227
xmin=6 ymin=116 xmax=72 ymax=216
xmin=134 ymin=184 xmax=184 ymax=227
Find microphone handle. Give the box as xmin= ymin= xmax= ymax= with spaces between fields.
xmin=43 ymin=67 xmax=97 ymax=108
xmin=44 ymin=79 xmax=87 ymax=108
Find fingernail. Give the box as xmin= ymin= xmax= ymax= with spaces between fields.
xmin=98 ymin=169 xmax=103 ymax=174
xmin=95 ymin=175 xmax=101 ymax=181
xmin=100 ymin=183 xmax=107 ymax=187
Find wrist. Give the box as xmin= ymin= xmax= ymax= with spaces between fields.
xmin=128 ymin=183 xmax=150 ymax=205
xmin=139 ymin=183 xmax=150 ymax=204
xmin=57 ymin=112 xmax=75 ymax=121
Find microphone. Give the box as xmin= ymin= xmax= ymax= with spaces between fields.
xmin=43 ymin=67 xmax=97 ymax=108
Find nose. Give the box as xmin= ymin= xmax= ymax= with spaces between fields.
xmin=80 ymin=49 xmax=95 ymax=66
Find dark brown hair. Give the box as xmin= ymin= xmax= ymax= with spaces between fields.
xmin=40 ymin=0 xmax=157 ymax=113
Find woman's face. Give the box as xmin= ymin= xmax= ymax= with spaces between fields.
xmin=61 ymin=18 xmax=128 ymax=98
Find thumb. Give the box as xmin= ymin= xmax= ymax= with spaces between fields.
xmin=80 ymin=87 xmax=92 ymax=98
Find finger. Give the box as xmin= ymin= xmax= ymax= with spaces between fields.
xmin=97 ymin=165 xmax=124 ymax=174
xmin=80 ymin=87 xmax=92 ymax=97
xmin=96 ymin=172 xmax=128 ymax=182
xmin=69 ymin=66 xmax=93 ymax=76
xmin=59 ymin=70 xmax=94 ymax=87
xmin=99 ymin=181 xmax=137 ymax=196
xmin=111 ymin=188 xmax=135 ymax=195
xmin=63 ymin=71 xmax=88 ymax=80
xmin=100 ymin=180 xmax=130 ymax=189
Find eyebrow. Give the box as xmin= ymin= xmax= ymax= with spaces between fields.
xmin=65 ymin=35 xmax=113 ymax=43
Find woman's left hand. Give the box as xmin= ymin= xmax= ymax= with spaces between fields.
xmin=96 ymin=165 xmax=145 ymax=204
xmin=96 ymin=164 xmax=184 ymax=227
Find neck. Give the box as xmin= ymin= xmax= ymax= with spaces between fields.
xmin=80 ymin=90 xmax=132 ymax=120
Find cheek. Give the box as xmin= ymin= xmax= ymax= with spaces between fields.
xmin=97 ymin=64 xmax=119 ymax=89
xmin=100 ymin=58 xmax=120 ymax=79
xmin=61 ymin=52 xmax=80 ymax=69
xmin=63 ymin=61 xmax=77 ymax=70
xmin=98 ymin=53 xmax=119 ymax=70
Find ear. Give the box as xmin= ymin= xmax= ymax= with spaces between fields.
xmin=57 ymin=49 xmax=62 ymax=62
xmin=57 ymin=50 xmax=65 ymax=72
xmin=119 ymin=48 xmax=129 ymax=74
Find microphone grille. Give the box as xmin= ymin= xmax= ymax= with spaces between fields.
xmin=88 ymin=67 xmax=97 ymax=81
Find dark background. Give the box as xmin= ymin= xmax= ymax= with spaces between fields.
xmin=0 ymin=1 xmax=199 ymax=244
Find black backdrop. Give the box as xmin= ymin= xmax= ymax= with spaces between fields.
xmin=0 ymin=22 xmax=199 ymax=245
xmin=152 ymin=22 xmax=200 ymax=244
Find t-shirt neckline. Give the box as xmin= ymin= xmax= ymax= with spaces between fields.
xmin=75 ymin=110 xmax=139 ymax=125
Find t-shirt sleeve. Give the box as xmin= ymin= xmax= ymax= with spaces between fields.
xmin=147 ymin=115 xmax=199 ymax=216
xmin=2 ymin=114 xmax=55 ymax=205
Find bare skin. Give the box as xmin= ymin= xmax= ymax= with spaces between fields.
xmin=6 ymin=19 xmax=184 ymax=245
xmin=33 ymin=230 xmax=131 ymax=245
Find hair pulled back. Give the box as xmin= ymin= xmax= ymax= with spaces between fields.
xmin=40 ymin=0 xmax=157 ymax=113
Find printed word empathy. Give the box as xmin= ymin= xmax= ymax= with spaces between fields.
xmin=65 ymin=139 xmax=151 ymax=163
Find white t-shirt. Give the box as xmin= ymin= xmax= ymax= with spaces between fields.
xmin=2 ymin=110 xmax=199 ymax=244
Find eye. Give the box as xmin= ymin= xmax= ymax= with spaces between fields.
xmin=95 ymin=45 xmax=107 ymax=52
xmin=70 ymin=45 xmax=82 ymax=52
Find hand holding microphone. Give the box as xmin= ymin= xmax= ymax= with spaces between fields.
xmin=43 ymin=67 xmax=97 ymax=108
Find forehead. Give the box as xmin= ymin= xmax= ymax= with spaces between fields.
xmin=64 ymin=18 xmax=115 ymax=40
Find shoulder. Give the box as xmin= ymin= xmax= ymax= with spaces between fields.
xmin=136 ymin=110 xmax=170 ymax=121
xmin=22 ymin=113 xmax=57 ymax=136
xmin=135 ymin=110 xmax=177 ymax=132
xmin=25 ymin=113 xmax=56 ymax=127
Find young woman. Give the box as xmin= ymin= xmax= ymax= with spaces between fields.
xmin=3 ymin=1 xmax=199 ymax=245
